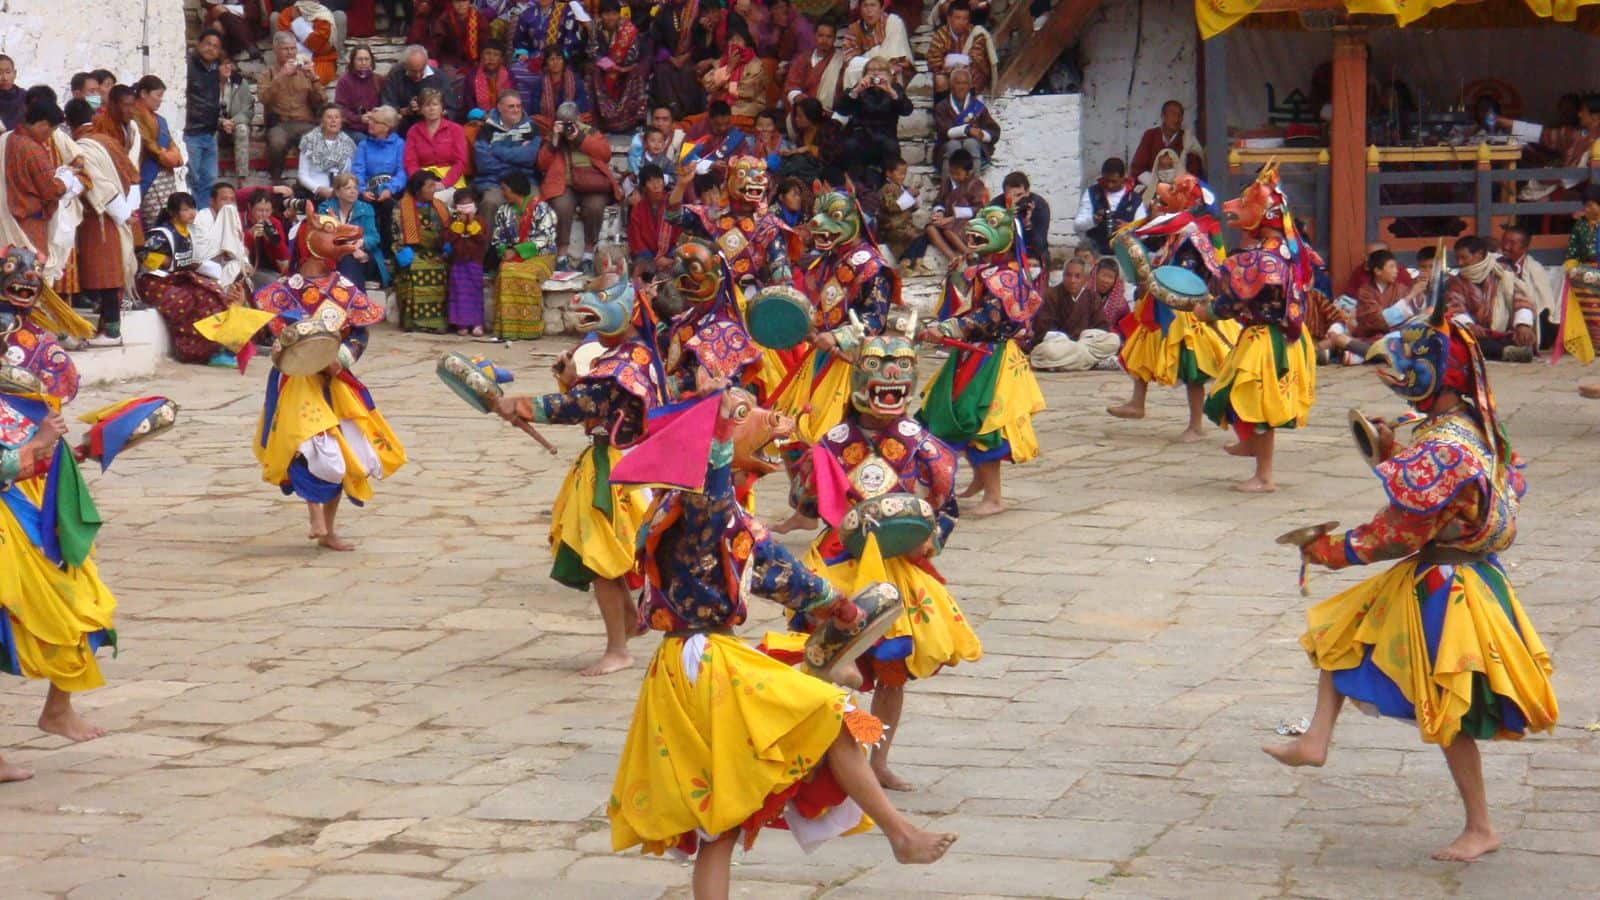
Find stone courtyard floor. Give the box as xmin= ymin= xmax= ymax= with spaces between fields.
xmin=2 ymin=329 xmax=1597 ymax=899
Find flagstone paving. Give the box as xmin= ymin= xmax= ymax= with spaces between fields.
xmin=3 ymin=330 xmax=1597 ymax=898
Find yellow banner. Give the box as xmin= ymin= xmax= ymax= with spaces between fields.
xmin=1198 ymin=0 xmax=1600 ymax=38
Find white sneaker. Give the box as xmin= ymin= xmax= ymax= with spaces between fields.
xmin=87 ymin=333 xmax=124 ymax=349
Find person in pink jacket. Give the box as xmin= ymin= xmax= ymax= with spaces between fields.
xmin=402 ymin=88 xmax=469 ymax=200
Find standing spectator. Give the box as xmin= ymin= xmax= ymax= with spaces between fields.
xmin=926 ymin=0 xmax=995 ymax=95
xmin=1073 ymin=157 xmax=1144 ymax=256
xmin=900 ymin=147 xmax=986 ymax=273
xmin=783 ymin=17 xmax=842 ymax=126
xmin=702 ymin=27 xmax=768 ymax=123
xmin=444 ymin=188 xmax=491 ymax=335
xmin=1129 ymin=100 xmax=1205 ymax=183
xmin=185 ymin=30 xmax=226 ymax=209
xmin=68 ymin=95 xmax=138 ymax=346
xmin=1 ymin=100 xmax=80 ymax=272
xmin=838 ymin=0 xmax=912 ymax=89
xmin=297 ymin=107 xmax=358 ymax=200
xmin=403 ymin=89 xmax=470 ymax=199
xmin=218 ymin=58 xmax=255 ymax=185
xmin=203 ymin=0 xmax=267 ymax=61
xmin=319 ymin=173 xmax=387 ymax=285
xmin=512 ymin=0 xmax=585 ymax=65
xmin=626 ymin=164 xmax=675 ymax=272
xmin=353 ymin=105 xmax=406 ymax=254
xmin=133 ymin=76 xmax=186 ymax=222
xmin=649 ymin=0 xmax=711 ymax=120
xmin=336 ymin=45 xmax=385 ymax=142
xmin=1499 ymin=224 xmax=1558 ymax=349
xmin=930 ymin=67 xmax=998 ymax=172
xmin=0 ymin=56 xmax=21 ymax=131
xmin=1002 ymin=171 xmax=1050 ymax=281
xmin=526 ymin=51 xmax=589 ymax=135
xmin=392 ymin=169 xmax=452 ymax=332
xmin=491 ymin=171 xmax=558 ymax=340
xmin=463 ymin=40 xmax=516 ymax=120
xmin=276 ymin=0 xmax=341 ymax=85
xmin=259 ymin=32 xmax=326 ymax=182
xmin=382 ymin=45 xmax=457 ymax=134
xmin=537 ymin=103 xmax=621 ymax=273
xmin=587 ymin=0 xmax=649 ymax=134
xmin=473 ymin=91 xmax=541 ymax=219
xmin=70 ymin=73 xmax=98 ymax=105
xmin=244 ymin=189 xmax=292 ymax=292
xmin=836 ymin=56 xmax=912 ymax=190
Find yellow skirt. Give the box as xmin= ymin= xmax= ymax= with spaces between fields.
xmin=1119 ymin=300 xmax=1239 ymax=386
xmin=549 ymin=444 xmax=649 ymax=587
xmin=610 ymin=633 xmax=872 ymax=855
xmin=978 ymin=339 xmax=1047 ymax=465
xmin=804 ymin=543 xmax=982 ymax=681
xmin=253 ymin=372 xmax=407 ymax=503
xmin=1205 ymin=324 xmax=1316 ymax=430
xmin=0 ymin=479 xmax=117 ymax=692
xmin=1301 ymin=558 xmax=1558 ymax=747
xmin=771 ymin=346 xmax=854 ymax=447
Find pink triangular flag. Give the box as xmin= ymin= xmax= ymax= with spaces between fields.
xmin=611 ymin=394 xmax=721 ymax=492
xmin=811 ymin=442 xmax=854 ymax=529
xmin=236 ymin=339 xmax=258 ymax=374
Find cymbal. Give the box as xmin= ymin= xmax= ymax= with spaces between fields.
xmin=1275 ymin=521 xmax=1340 ymax=548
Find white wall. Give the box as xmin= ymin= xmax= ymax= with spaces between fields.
xmin=988 ymin=91 xmax=1084 ymax=254
xmin=0 ymin=0 xmax=189 ymax=132
xmin=1078 ymin=0 xmax=1200 ymax=184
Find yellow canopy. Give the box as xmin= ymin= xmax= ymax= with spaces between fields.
xmin=1198 ymin=0 xmax=1600 ymax=39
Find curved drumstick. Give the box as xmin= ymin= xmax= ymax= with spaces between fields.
xmin=510 ymin=416 xmax=560 ymax=455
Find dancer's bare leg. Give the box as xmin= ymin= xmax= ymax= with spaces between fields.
xmin=1235 ymin=429 xmax=1276 ymax=493
xmin=692 ymin=832 xmax=737 ymax=900
xmin=1107 ymin=378 xmax=1149 ymax=419
xmin=1177 ymin=382 xmax=1208 ymax=442
xmin=870 ymin=682 xmax=912 ymax=791
xmin=969 ymin=461 xmax=1005 ymax=516
xmin=317 ymin=495 xmax=355 ymax=551
xmin=771 ymin=511 xmax=819 ymax=534
xmin=0 ymin=754 xmax=33 ymax=783
xmin=824 ymin=730 xmax=957 ymax=863
xmin=1434 ymin=736 xmax=1500 ymax=861
xmin=38 ymin=684 xmax=106 ymax=742
xmin=580 ymin=576 xmax=636 ymax=676
xmin=1262 ymin=669 xmax=1342 ymax=767
xmin=306 ymin=501 xmax=325 ymax=540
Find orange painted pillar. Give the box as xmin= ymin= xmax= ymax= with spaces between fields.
xmin=1329 ymin=33 xmax=1367 ymax=283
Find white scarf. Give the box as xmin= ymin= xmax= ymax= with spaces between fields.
xmin=194 ymin=205 xmax=249 ymax=285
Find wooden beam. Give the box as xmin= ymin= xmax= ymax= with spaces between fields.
xmin=1202 ymin=33 xmax=1230 ymax=202
xmin=995 ymin=0 xmax=1101 ymax=95
xmin=1328 ymin=32 xmax=1368 ymax=285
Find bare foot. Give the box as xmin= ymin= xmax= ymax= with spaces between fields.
xmin=1233 ymin=477 xmax=1277 ymax=494
xmin=873 ymin=765 xmax=915 ymax=792
xmin=578 ymin=649 xmax=633 ymax=676
xmin=1579 ymin=382 xmax=1600 ymax=400
xmin=318 ymin=533 xmax=357 ymax=551
xmin=1431 ymin=827 xmax=1500 ymax=862
xmin=38 ymin=708 xmax=107 ymax=743
xmin=0 ymin=760 xmax=34 ymax=783
xmin=969 ymin=498 xmax=1006 ymax=517
xmin=1223 ymin=441 xmax=1252 ymax=457
xmin=1261 ymin=739 xmax=1326 ymax=768
xmin=1106 ymin=403 xmax=1145 ymax=420
xmin=771 ymin=513 xmax=818 ymax=535
xmin=956 ymin=480 xmax=982 ymax=499
xmin=890 ymin=827 xmax=958 ymax=864
xmin=1176 ymin=427 xmax=1207 ymax=443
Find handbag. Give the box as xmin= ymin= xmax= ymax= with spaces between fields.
xmin=567 ymin=153 xmax=612 ymax=195
xmin=142 ymin=168 xmax=179 ymax=222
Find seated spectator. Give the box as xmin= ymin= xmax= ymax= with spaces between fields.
xmin=775 ymin=175 xmax=811 ymax=230
xmin=703 ymin=26 xmax=768 ymax=123
xmin=527 ymin=51 xmax=590 ymax=136
xmin=463 ymin=40 xmax=516 ymax=121
xmin=1339 ymin=239 xmax=1412 ymax=298
xmin=931 ymin=67 xmax=998 ymax=173
xmin=1090 ymin=256 xmax=1132 ymax=327
xmin=297 ymin=107 xmax=358 ymax=200
xmin=585 ymin=0 xmax=649 ymax=134
xmin=434 ymin=0 xmax=486 ymax=82
xmin=275 ymin=0 xmax=340 ymax=84
xmin=1569 ymin=183 xmax=1600 ymax=266
xmin=776 ymin=96 xmax=837 ymax=180
xmin=405 ymin=0 xmax=442 ymax=56
xmin=1323 ymin=248 xmax=1413 ymax=363
xmin=650 ymin=0 xmax=715 ymax=120
xmin=1445 ymin=235 xmax=1536 ymax=361
xmin=403 ymin=89 xmax=470 ymax=199
xmin=1027 ymin=258 xmax=1122 ymax=371
xmin=218 ymin=57 xmax=255 ymax=184
xmin=926 ymin=0 xmax=995 ymax=96
xmin=204 ymin=0 xmax=267 ymax=61
xmin=1073 ymin=157 xmax=1145 ymax=256
xmin=192 ymin=181 xmax=252 ymax=303
xmin=626 ymin=164 xmax=677 ymax=274
xmin=382 ymin=44 xmax=457 ymax=134
xmin=932 ymin=0 xmax=990 ymax=28
xmin=783 ymin=17 xmax=843 ymax=130
xmin=538 ymin=102 xmax=621 ymax=273
xmin=259 ymin=32 xmax=327 ymax=181
xmin=877 ymin=156 xmax=919 ymax=264
xmin=626 ymin=125 xmax=678 ymax=200
xmin=336 ymin=44 xmax=385 ymax=142
xmin=491 ymin=171 xmax=559 ymax=340
xmin=766 ymin=0 xmax=813 ymax=70
xmin=1003 ymin=170 xmax=1050 ymax=281
xmin=138 ymin=192 xmax=235 ymax=367
xmin=629 ymin=107 xmax=686 ymax=182
xmin=481 ymin=0 xmax=527 ymax=40
xmin=839 ymin=0 xmax=912 ymax=89
xmin=750 ymin=109 xmax=792 ymax=171
xmin=353 ymin=105 xmax=406 ymax=252
xmin=836 ymin=57 xmax=912 ymax=190
xmin=512 ymin=0 xmax=585 ymax=65
xmin=318 ymin=173 xmax=387 ymax=286
xmin=900 ymin=147 xmax=987 ymax=274
xmin=684 ymin=100 xmax=751 ymax=165
xmin=1500 ymin=224 xmax=1558 ymax=349
xmin=1129 ymin=100 xmax=1205 ymax=184
xmin=243 ymin=188 xmax=292 ymax=292
xmin=473 ymin=90 xmax=541 ymax=218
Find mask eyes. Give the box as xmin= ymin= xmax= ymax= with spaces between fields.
xmin=862 ymin=357 xmax=881 ymax=370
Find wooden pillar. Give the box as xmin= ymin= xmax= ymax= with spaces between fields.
xmin=1202 ymin=33 xmax=1230 ymax=208
xmin=1329 ymin=31 xmax=1368 ymax=282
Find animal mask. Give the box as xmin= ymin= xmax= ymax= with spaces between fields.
xmin=569 ymin=277 xmax=637 ymax=338
xmin=722 ymin=386 xmax=796 ymax=475
xmin=1153 ymin=174 xmax=1213 ymax=217
xmin=850 ymin=335 xmax=917 ymax=419
xmin=296 ymin=211 xmax=365 ymax=263
xmin=0 ymin=245 xmax=45 ymax=312
xmin=726 ymin=155 xmax=770 ymax=208
xmin=1222 ymin=162 xmax=1286 ymax=235
xmin=809 ymin=191 xmax=861 ymax=253
xmin=964 ymin=205 xmax=1015 ymax=257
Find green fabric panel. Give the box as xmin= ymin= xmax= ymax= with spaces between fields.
xmin=916 ymin=350 xmax=1002 ymax=444
xmin=550 ymin=542 xmax=598 ymax=591
xmin=54 ymin=448 xmax=102 ymax=568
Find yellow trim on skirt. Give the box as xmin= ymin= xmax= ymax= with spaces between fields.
xmin=979 ymin=339 xmax=1046 ymax=464
xmin=550 ymin=444 xmax=649 ymax=582
xmin=771 ymin=347 xmax=854 ymax=446
xmin=0 ymin=478 xmax=116 ymax=692
xmin=1300 ymin=559 xmax=1558 ymax=747
xmin=1119 ymin=297 xmax=1239 ymax=386
xmin=804 ymin=543 xmax=982 ymax=680
xmin=253 ymin=373 xmax=407 ymax=503
xmin=609 ymin=633 xmax=865 ymax=853
xmin=1208 ymin=324 xmax=1316 ymax=429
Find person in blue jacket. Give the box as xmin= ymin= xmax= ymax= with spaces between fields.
xmin=318 ymin=174 xmax=389 ymax=287
xmin=353 ymin=105 xmax=407 ymax=260
xmin=472 ymin=91 xmax=542 ymax=222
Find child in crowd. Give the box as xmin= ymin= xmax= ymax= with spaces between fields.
xmin=624 ymin=126 xmax=676 ymax=202
xmin=626 ymin=164 xmax=676 ymax=276
xmin=775 ymin=177 xmax=810 ymax=230
xmin=751 ymin=109 xmax=792 ymax=171
xmin=878 ymin=155 xmax=920 ymax=264
xmin=445 ymin=188 xmax=491 ymax=337
xmin=899 ymin=148 xmax=986 ymax=275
